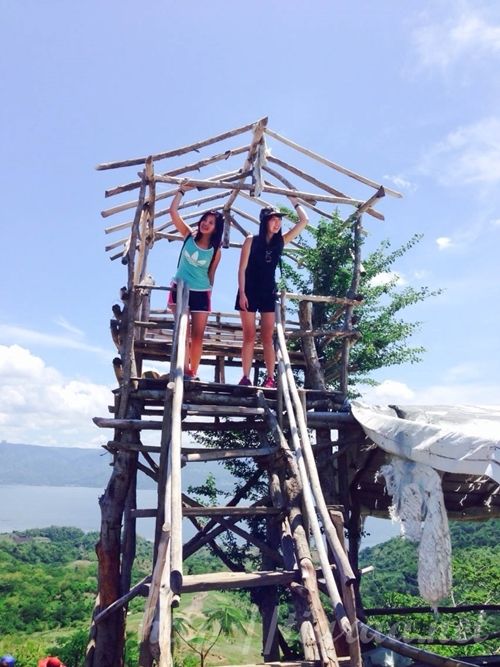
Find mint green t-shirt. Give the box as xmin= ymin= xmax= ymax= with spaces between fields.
xmin=174 ymin=235 xmax=214 ymax=290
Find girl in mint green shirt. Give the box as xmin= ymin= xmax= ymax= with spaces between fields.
xmin=168 ymin=185 xmax=223 ymax=380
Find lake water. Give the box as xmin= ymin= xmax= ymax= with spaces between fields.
xmin=0 ymin=484 xmax=399 ymax=548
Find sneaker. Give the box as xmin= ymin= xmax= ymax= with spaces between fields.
xmin=238 ymin=375 xmax=252 ymax=386
xmin=262 ymin=375 xmax=276 ymax=389
xmin=183 ymin=369 xmax=195 ymax=381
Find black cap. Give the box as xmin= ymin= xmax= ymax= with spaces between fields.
xmin=259 ymin=207 xmax=285 ymax=224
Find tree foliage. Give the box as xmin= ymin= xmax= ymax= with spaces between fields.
xmin=282 ymin=213 xmax=441 ymax=389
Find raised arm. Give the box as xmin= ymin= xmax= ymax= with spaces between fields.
xmin=282 ymin=196 xmax=309 ymax=245
xmin=168 ymin=184 xmax=194 ymax=238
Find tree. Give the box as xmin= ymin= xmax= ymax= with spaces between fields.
xmin=281 ymin=212 xmax=441 ymax=390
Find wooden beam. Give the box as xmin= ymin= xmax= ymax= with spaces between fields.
xmin=284 ymin=292 xmax=362 ymax=306
xmin=265 ymin=127 xmax=402 ymax=198
xmin=181 ymin=570 xmax=299 ymax=592
xmin=266 ymin=155 xmax=385 ymax=220
xmin=153 ymin=175 xmax=366 ymax=206
xmin=105 ymin=145 xmax=250 ymax=198
xmin=182 ymin=445 xmax=277 ymax=462
xmin=96 ymin=118 xmax=263 ymax=170
xmin=357 ymin=622 xmax=477 ymax=667
xmin=102 ymin=189 xmax=230 ymax=222
xmin=182 ymin=506 xmax=282 ymax=517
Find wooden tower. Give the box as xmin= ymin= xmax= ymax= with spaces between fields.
xmin=85 ymin=119 xmax=487 ymax=667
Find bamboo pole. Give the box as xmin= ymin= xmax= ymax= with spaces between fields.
xmin=262 ymin=403 xmax=338 ymax=666
xmin=169 ymin=281 xmax=189 ymax=596
xmin=97 ymin=118 xmax=263 ymax=170
xmin=139 ymin=528 xmax=170 ymax=649
xmin=275 ymin=346 xmax=351 ymax=634
xmin=275 ymin=308 xmax=356 ymax=586
xmin=265 ymin=127 xmax=402 ymax=198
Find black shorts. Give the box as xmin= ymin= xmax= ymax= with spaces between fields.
xmin=235 ymin=288 xmax=277 ymax=313
xmin=168 ymin=283 xmax=211 ymax=312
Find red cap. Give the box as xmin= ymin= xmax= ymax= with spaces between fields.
xmin=46 ymin=659 xmax=63 ymax=667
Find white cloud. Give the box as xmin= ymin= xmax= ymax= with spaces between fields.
xmin=362 ymin=380 xmax=415 ymax=404
xmin=409 ymin=382 xmax=500 ymax=405
xmin=368 ymin=271 xmax=407 ymax=288
xmin=0 ymin=345 xmax=110 ymax=448
xmin=420 ymin=117 xmax=500 ymax=188
xmin=360 ymin=371 xmax=500 ymax=407
xmin=413 ymin=6 xmax=500 ymax=72
xmin=436 ymin=237 xmax=452 ymax=250
xmin=0 ymin=323 xmax=109 ymax=359
xmin=54 ymin=316 xmax=85 ymax=338
xmin=383 ymin=174 xmax=417 ymax=193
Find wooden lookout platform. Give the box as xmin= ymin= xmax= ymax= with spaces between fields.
xmin=85 ymin=119 xmax=496 ymax=667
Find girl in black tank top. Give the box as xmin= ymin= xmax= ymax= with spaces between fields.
xmin=236 ymin=201 xmax=309 ymax=387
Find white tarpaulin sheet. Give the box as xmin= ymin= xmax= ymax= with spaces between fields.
xmin=351 ymin=402 xmax=500 ymax=484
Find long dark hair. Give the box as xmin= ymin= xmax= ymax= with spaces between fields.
xmin=195 ymin=210 xmax=224 ymax=250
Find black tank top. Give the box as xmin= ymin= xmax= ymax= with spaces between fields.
xmin=245 ymin=236 xmax=282 ymax=290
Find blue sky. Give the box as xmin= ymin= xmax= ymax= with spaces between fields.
xmin=1 ymin=0 xmax=499 ymax=447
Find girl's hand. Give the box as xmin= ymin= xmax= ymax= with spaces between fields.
xmin=179 ymin=180 xmax=194 ymax=193
xmin=239 ymin=293 xmax=249 ymax=311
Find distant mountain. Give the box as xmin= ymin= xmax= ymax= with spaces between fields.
xmin=0 ymin=441 xmax=156 ymax=489
xmin=0 ymin=442 xmax=229 ymax=492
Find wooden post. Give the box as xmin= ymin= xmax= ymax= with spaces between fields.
xmin=298 ymin=300 xmax=326 ymax=390
xmin=117 ymin=175 xmax=147 ymax=419
xmin=87 ymin=396 xmax=142 ymax=667
xmin=340 ymin=214 xmax=363 ymax=395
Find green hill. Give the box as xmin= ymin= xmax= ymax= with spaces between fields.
xmin=0 ymin=520 xmax=498 ymax=665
